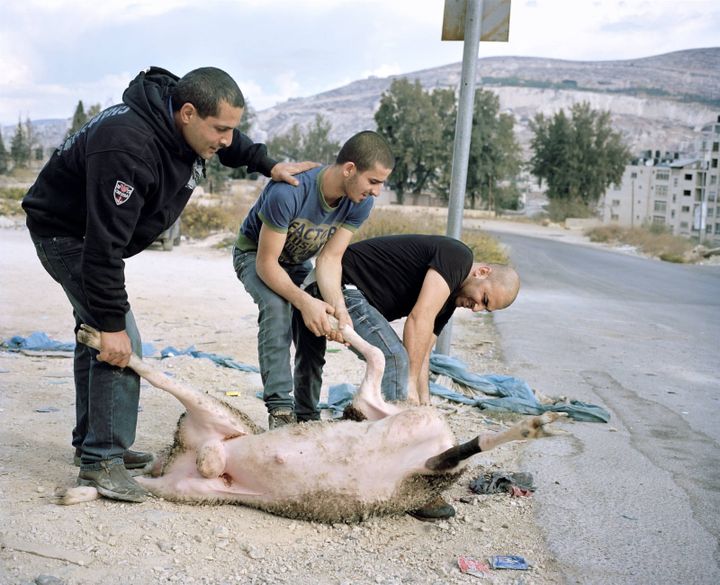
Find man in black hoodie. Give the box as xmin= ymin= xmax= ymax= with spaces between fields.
xmin=22 ymin=66 xmax=316 ymax=503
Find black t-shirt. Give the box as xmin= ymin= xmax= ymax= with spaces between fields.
xmin=342 ymin=234 xmax=473 ymax=335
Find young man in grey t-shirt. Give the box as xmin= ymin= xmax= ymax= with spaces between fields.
xmin=233 ymin=131 xmax=394 ymax=429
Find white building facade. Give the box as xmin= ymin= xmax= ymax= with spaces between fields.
xmin=600 ymin=116 xmax=720 ymax=245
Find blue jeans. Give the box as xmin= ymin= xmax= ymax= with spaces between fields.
xmin=233 ymin=248 xmax=312 ymax=413
xmin=294 ymin=285 xmax=409 ymax=421
xmin=29 ymin=233 xmax=142 ymax=469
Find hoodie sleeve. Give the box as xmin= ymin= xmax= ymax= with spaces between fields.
xmin=217 ymin=129 xmax=277 ymax=176
xmin=82 ymin=149 xmax=156 ymax=332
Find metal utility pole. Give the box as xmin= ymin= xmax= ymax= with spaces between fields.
xmin=435 ymin=0 xmax=510 ymax=355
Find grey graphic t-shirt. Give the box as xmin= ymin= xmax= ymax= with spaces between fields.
xmin=235 ymin=166 xmax=373 ymax=264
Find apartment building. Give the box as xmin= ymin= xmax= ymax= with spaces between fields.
xmin=600 ymin=116 xmax=720 ymax=245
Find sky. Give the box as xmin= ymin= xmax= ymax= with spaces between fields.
xmin=1 ymin=0 xmax=718 ymax=126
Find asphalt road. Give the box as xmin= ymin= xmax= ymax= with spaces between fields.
xmin=485 ymin=231 xmax=720 ymax=585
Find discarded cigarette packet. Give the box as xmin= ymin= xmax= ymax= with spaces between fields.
xmin=489 ymin=555 xmax=530 ymax=570
xmin=458 ymin=556 xmax=491 ymax=577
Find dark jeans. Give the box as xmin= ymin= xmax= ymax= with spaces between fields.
xmin=294 ymin=285 xmax=409 ymax=421
xmin=233 ymin=248 xmax=312 ymax=413
xmin=30 ymin=233 xmax=142 ymax=469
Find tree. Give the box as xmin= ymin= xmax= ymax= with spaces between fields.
xmin=0 ymin=131 xmax=9 ymax=174
xmin=302 ymin=115 xmax=341 ymax=164
xmin=10 ymin=120 xmax=31 ymax=168
xmin=465 ymin=89 xmax=522 ymax=211
xmin=67 ymin=100 xmax=88 ymax=138
xmin=530 ymin=102 xmax=631 ymax=211
xmin=87 ymin=103 xmax=102 ymax=119
xmin=267 ymin=114 xmax=340 ymax=166
xmin=374 ymin=78 xmax=454 ymax=204
xmin=230 ymin=101 xmax=258 ymax=180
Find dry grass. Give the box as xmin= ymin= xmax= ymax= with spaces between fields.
xmin=0 ymin=186 xmax=27 ymax=216
xmin=355 ymin=207 xmax=508 ymax=263
xmin=586 ymin=224 xmax=694 ymax=263
xmin=181 ymin=184 xmax=507 ymax=264
xmin=181 ymin=197 xmax=252 ymax=239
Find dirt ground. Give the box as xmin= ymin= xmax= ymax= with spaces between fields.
xmin=0 ymin=223 xmax=568 ymax=585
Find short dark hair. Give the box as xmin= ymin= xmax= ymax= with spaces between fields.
xmin=172 ymin=67 xmax=245 ymax=118
xmin=336 ymin=131 xmax=394 ymax=172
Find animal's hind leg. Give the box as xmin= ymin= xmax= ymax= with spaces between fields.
xmin=424 ymin=412 xmax=567 ymax=471
xmin=77 ymin=324 xmax=251 ymax=438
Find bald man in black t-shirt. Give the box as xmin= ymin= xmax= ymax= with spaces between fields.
xmin=295 ymin=234 xmax=520 ymax=415
xmin=294 ymin=234 xmax=520 ymax=521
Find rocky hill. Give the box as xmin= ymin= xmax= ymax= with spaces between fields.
xmin=4 ymin=48 xmax=718 ymax=158
xmin=253 ymin=47 xmax=720 ymax=155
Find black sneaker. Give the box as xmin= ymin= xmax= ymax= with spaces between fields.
xmin=78 ymin=460 xmax=147 ymax=503
xmin=408 ymin=496 xmax=456 ymax=521
xmin=268 ymin=409 xmax=297 ymax=430
xmin=74 ymin=449 xmax=155 ymax=470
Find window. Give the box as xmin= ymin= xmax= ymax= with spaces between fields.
xmin=631 ymin=172 xmax=638 ymax=179
xmin=708 ymin=208 xmax=715 ymax=217
xmin=681 ymin=206 xmax=690 ymax=213
xmin=680 ymin=221 xmax=689 ymax=229
xmin=711 ymin=175 xmax=718 ymax=186
xmin=713 ymin=159 xmax=718 ymax=169
xmin=653 ymin=201 xmax=667 ymax=212
xmin=652 ymin=216 xmax=665 ymax=225
xmin=655 ymin=171 xmax=669 ymax=181
xmin=685 ymin=174 xmax=693 ymax=181
xmin=716 ymin=224 xmax=720 ymax=234
xmin=671 ymin=210 xmax=676 ymax=219
xmin=684 ymin=190 xmax=691 ymax=197
xmin=612 ymin=199 xmax=621 ymax=206
xmin=656 ymin=185 xmax=668 ymax=197
xmin=611 ymin=214 xmax=619 ymax=222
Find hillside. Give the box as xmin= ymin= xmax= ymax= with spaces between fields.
xmin=3 ymin=48 xmax=718 ymax=157
xmin=253 ymin=47 xmax=720 ymax=154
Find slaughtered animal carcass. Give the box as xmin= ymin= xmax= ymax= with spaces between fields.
xmin=59 ymin=323 xmax=565 ymax=523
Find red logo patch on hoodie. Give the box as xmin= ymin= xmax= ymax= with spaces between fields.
xmin=113 ymin=180 xmax=134 ymax=206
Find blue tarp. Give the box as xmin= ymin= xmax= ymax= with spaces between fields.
xmin=3 ymin=331 xmax=76 ymax=352
xmin=161 ymin=345 xmax=259 ymax=373
xmin=2 ymin=333 xmax=259 ymax=372
xmin=429 ymin=353 xmax=610 ymax=423
xmin=2 ymin=331 xmax=156 ymax=357
xmin=3 ymin=333 xmax=609 ymax=422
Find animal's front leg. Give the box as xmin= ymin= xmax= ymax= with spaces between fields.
xmin=479 ymin=412 xmax=568 ymax=451
xmin=424 ymin=412 xmax=568 ymax=471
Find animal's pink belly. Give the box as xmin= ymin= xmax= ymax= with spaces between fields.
xmin=142 ymin=408 xmax=456 ymax=521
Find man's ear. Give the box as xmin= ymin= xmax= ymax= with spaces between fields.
xmin=178 ymin=103 xmax=196 ymax=125
xmin=472 ymin=264 xmax=492 ymax=279
xmin=342 ymin=161 xmax=356 ymax=178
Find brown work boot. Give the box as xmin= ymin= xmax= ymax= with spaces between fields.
xmin=78 ymin=460 xmax=147 ymax=503
xmin=407 ymin=495 xmax=456 ymax=521
xmin=268 ymin=408 xmax=297 ymax=430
